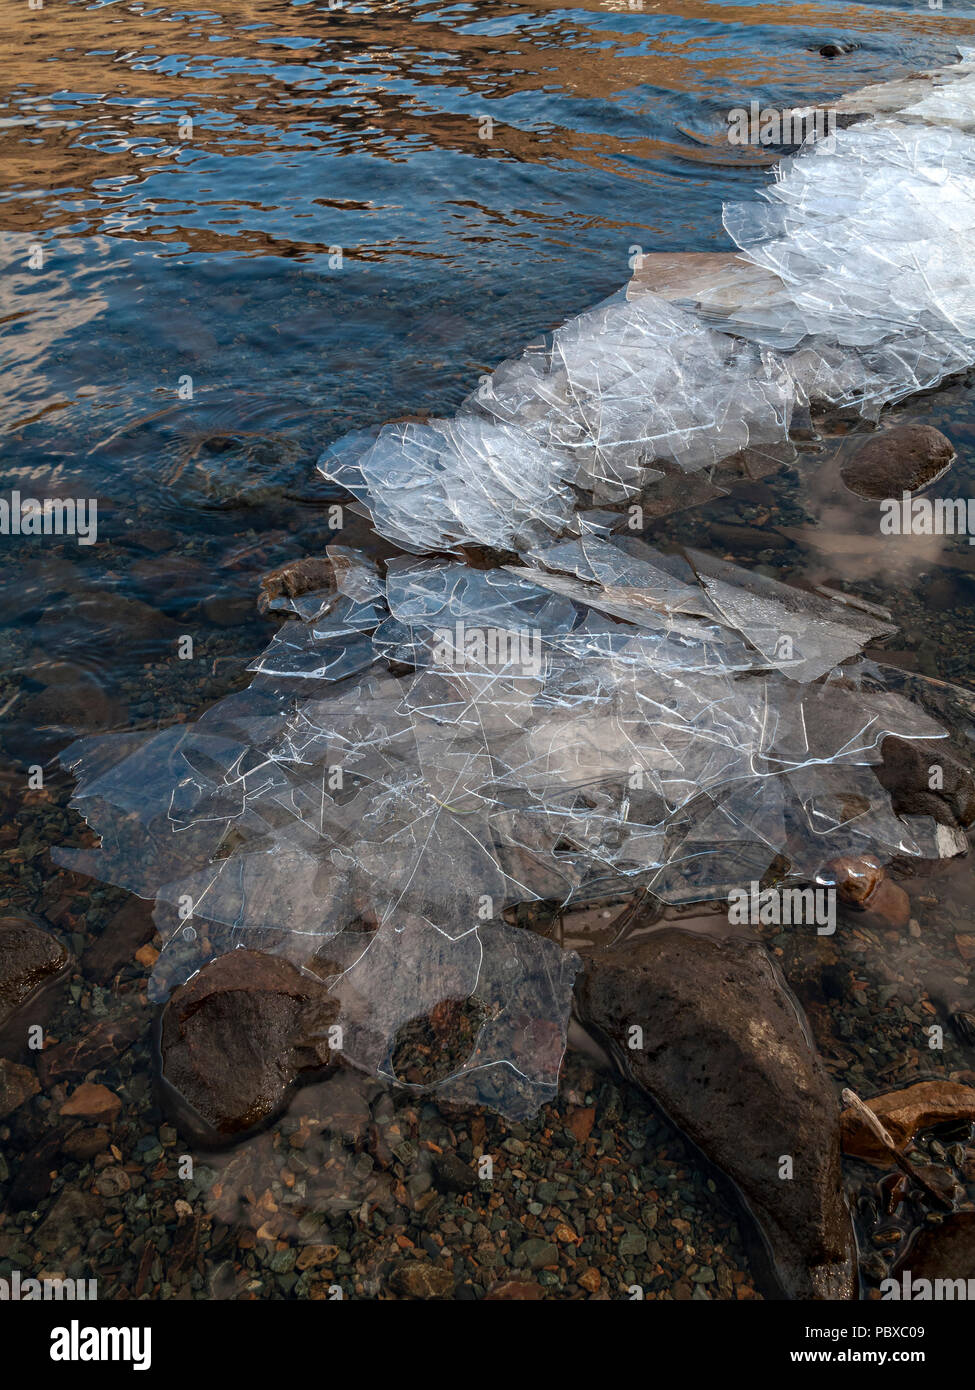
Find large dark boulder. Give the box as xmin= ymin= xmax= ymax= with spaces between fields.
xmin=575 ymin=927 xmax=857 ymax=1299
xmin=159 ymin=948 xmax=340 ymax=1145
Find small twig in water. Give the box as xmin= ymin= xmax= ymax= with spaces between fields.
xmin=841 ymin=1087 xmax=953 ymax=1211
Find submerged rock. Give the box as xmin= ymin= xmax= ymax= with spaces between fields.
xmin=840 ymin=1080 xmax=975 ymax=1166
xmin=840 ymin=424 xmax=955 ymax=500
xmin=159 ymin=949 xmax=340 ymax=1145
xmin=0 ymin=913 xmax=69 ymax=1029
xmin=575 ymin=927 xmax=857 ymax=1299
xmin=895 ymin=1211 xmax=975 ymax=1285
xmin=257 ymin=555 xmax=334 ymax=614
xmin=820 ymin=854 xmax=911 ymax=930
xmin=0 ymin=1056 xmax=39 ymax=1118
xmin=876 ymin=734 xmax=975 ymax=829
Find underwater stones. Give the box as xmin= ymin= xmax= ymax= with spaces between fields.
xmin=820 ymin=855 xmax=911 ymax=930
xmin=34 ymin=1189 xmax=104 ymax=1256
xmin=38 ymin=1013 xmax=141 ymax=1086
xmin=60 ymin=1082 xmax=122 ymax=1126
xmin=840 ymin=425 xmax=956 ymax=501
xmin=389 ymin=1260 xmax=454 ymax=1299
xmin=575 ymin=928 xmax=857 ymax=1299
xmin=840 ymin=1080 xmax=975 ymax=1166
xmin=159 ymin=949 xmax=340 ymax=1145
xmin=876 ymin=734 xmax=975 ymax=829
xmin=0 ymin=913 xmax=69 ymax=1029
xmin=0 ymin=1056 xmax=39 ymax=1118
xmin=258 ymin=555 xmax=334 ymax=614
xmin=19 ymin=677 xmax=125 ymax=734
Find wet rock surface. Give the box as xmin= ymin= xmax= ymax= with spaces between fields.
xmin=877 ymin=735 xmax=975 ymax=829
xmin=257 ymin=555 xmax=334 ymax=614
xmin=0 ymin=1057 xmax=39 ymax=1118
xmin=840 ymin=424 xmax=956 ymax=500
xmin=0 ymin=913 xmax=69 ymax=1028
xmin=158 ymin=950 xmax=341 ymax=1145
xmin=898 ymin=1210 xmax=975 ymax=1283
xmin=575 ymin=926 xmax=857 ymax=1299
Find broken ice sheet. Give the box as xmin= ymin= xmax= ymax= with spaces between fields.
xmin=327 ymin=914 xmax=579 ymax=1118
xmin=312 ymin=53 xmax=975 ymax=555
xmin=56 ymin=537 xmax=963 ymax=1116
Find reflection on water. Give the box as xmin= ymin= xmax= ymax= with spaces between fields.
xmin=2 ymin=0 xmax=974 ymax=733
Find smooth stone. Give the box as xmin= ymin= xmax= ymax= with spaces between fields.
xmin=159 ymin=949 xmax=340 ymax=1145
xmin=575 ymin=927 xmax=857 ymax=1300
xmin=840 ymin=424 xmax=955 ymax=500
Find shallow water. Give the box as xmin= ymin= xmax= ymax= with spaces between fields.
xmin=4 ymin=1 xmax=975 ymax=733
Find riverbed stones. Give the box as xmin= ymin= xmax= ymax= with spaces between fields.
xmin=60 ymin=1081 xmax=122 ymax=1126
xmin=82 ymin=895 xmax=156 ymax=985
xmin=159 ymin=949 xmax=340 ymax=1144
xmin=840 ymin=424 xmax=955 ymax=500
xmin=389 ymin=1260 xmax=454 ymax=1299
xmin=575 ymin=926 xmax=857 ymax=1299
xmin=0 ymin=1056 xmax=39 ymax=1118
xmin=895 ymin=1211 xmax=975 ymax=1284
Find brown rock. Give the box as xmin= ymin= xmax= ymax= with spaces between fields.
xmin=389 ymin=1261 xmax=454 ymax=1299
xmin=825 ymin=854 xmax=884 ymax=906
xmin=485 ymin=1279 xmax=544 ymax=1300
xmin=0 ymin=1056 xmax=39 ymax=1117
xmin=19 ymin=680 xmax=126 ymax=733
xmin=859 ymin=878 xmax=911 ymax=931
xmin=577 ymin=1267 xmax=601 ymax=1293
xmin=82 ymin=896 xmax=156 ymax=985
xmin=575 ymin=927 xmax=857 ymax=1300
xmin=876 ymin=734 xmax=975 ymax=829
xmin=841 ymin=1081 xmax=975 ymax=1166
xmin=95 ymin=1165 xmax=132 ymax=1197
xmin=60 ymin=1081 xmax=122 ymax=1125
xmin=61 ymin=1126 xmax=111 ymax=1160
xmin=159 ymin=949 xmax=340 ymax=1144
xmin=956 ymin=934 xmax=975 ymax=964
xmin=895 ymin=1211 xmax=975 ymax=1284
xmin=34 ymin=1189 xmax=104 ymax=1255
xmin=821 ymin=856 xmax=910 ymax=929
xmin=566 ymin=1105 xmax=596 ymax=1145
xmin=258 ymin=556 xmax=334 ymax=614
xmin=841 ymin=424 xmax=955 ymax=501
xmin=0 ymin=914 xmax=69 ymax=1028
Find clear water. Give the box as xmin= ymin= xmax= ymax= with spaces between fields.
xmin=4 ymin=2 xmax=975 ymax=756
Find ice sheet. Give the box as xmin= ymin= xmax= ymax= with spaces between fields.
xmin=316 ymin=49 xmax=975 ymax=552
xmin=56 ymin=540 xmax=959 ymax=1115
